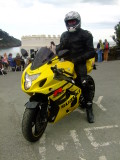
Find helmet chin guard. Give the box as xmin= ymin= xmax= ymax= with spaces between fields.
xmin=67 ymin=23 xmax=80 ymax=32
xmin=68 ymin=27 xmax=76 ymax=32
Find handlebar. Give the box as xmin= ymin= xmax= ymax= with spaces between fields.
xmin=51 ymin=65 xmax=73 ymax=76
xmin=51 ymin=65 xmax=75 ymax=84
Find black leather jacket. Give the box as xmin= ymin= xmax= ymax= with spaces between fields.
xmin=56 ymin=28 xmax=95 ymax=64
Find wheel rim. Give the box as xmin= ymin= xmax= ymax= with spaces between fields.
xmin=32 ymin=110 xmax=47 ymax=138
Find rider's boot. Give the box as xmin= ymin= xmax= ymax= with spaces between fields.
xmin=86 ymin=102 xmax=94 ymax=123
xmin=75 ymin=75 xmax=94 ymax=123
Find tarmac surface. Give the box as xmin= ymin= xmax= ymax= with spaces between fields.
xmin=0 ymin=60 xmax=120 ymax=160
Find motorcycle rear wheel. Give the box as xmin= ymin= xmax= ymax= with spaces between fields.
xmin=22 ymin=108 xmax=47 ymax=142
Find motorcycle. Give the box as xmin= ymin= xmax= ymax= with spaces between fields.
xmin=21 ymin=47 xmax=95 ymax=142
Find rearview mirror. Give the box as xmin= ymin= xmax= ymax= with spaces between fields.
xmin=21 ymin=48 xmax=28 ymax=58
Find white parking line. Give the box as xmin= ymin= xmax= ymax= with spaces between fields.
xmin=53 ymin=142 xmax=68 ymax=151
xmin=75 ymin=108 xmax=85 ymax=114
xmin=70 ymin=130 xmax=86 ymax=160
xmin=54 ymin=143 xmax=64 ymax=151
xmin=84 ymin=125 xmax=119 ymax=149
xmin=39 ymin=134 xmax=46 ymax=160
xmin=99 ymin=156 xmax=107 ymax=160
xmin=93 ymin=96 xmax=107 ymax=111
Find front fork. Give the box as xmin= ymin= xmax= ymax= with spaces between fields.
xmin=25 ymin=93 xmax=48 ymax=121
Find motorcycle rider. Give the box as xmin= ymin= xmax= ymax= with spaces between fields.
xmin=56 ymin=11 xmax=96 ymax=123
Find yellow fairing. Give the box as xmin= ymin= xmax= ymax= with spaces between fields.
xmin=49 ymin=84 xmax=81 ymax=123
xmin=21 ymin=56 xmax=94 ymax=123
xmin=21 ymin=57 xmax=76 ymax=95
xmin=21 ymin=56 xmax=94 ymax=96
xmin=86 ymin=57 xmax=95 ymax=73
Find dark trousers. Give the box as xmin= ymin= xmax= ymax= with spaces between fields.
xmin=74 ymin=63 xmax=92 ymax=104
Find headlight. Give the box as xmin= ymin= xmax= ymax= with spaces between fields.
xmin=24 ymin=73 xmax=40 ymax=90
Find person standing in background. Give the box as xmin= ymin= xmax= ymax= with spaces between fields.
xmin=103 ymin=39 xmax=109 ymax=62
xmin=50 ymin=41 xmax=56 ymax=54
xmin=96 ymin=40 xmax=104 ymax=62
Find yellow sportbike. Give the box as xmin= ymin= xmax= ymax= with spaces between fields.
xmin=21 ymin=47 xmax=95 ymax=142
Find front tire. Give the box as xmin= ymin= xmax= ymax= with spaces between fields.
xmin=22 ymin=108 xmax=47 ymax=142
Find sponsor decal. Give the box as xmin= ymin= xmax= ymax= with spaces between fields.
xmin=61 ymin=89 xmax=80 ymax=108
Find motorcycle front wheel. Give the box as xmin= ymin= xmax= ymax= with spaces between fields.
xmin=22 ymin=108 xmax=47 ymax=142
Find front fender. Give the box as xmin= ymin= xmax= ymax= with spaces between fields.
xmin=25 ymin=101 xmax=39 ymax=109
xmin=25 ymin=93 xmax=48 ymax=109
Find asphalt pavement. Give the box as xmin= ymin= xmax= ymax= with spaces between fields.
xmin=0 ymin=60 xmax=120 ymax=160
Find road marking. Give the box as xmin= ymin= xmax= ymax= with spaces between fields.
xmin=84 ymin=125 xmax=119 ymax=149
xmin=53 ymin=142 xmax=68 ymax=151
xmin=39 ymin=134 xmax=46 ymax=160
xmin=75 ymin=108 xmax=85 ymax=114
xmin=54 ymin=143 xmax=64 ymax=151
xmin=93 ymin=96 xmax=107 ymax=111
xmin=75 ymin=96 xmax=106 ymax=114
xmin=70 ymin=130 xmax=86 ymax=160
xmin=99 ymin=156 xmax=107 ymax=160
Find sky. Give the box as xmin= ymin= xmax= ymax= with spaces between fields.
xmin=0 ymin=0 xmax=120 ymax=45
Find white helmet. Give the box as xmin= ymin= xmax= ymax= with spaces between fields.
xmin=64 ymin=11 xmax=81 ymax=32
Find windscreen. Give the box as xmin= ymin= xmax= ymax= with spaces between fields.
xmin=31 ymin=47 xmax=55 ymax=70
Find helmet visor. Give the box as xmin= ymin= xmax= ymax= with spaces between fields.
xmin=67 ymin=19 xmax=77 ymax=26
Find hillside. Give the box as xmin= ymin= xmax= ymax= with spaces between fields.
xmin=0 ymin=29 xmax=21 ymax=48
